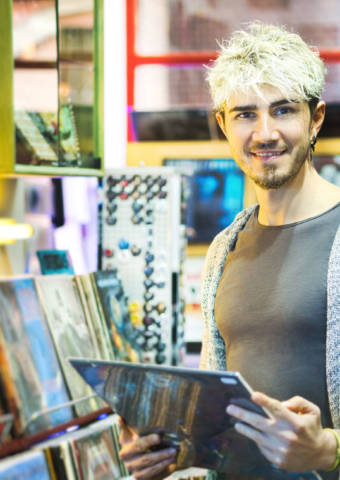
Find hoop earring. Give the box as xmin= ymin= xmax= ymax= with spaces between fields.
xmin=310 ymin=135 xmax=317 ymax=152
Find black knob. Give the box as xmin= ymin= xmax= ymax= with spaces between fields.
xmin=144 ymin=279 xmax=153 ymax=289
xmin=106 ymin=204 xmax=117 ymax=214
xmin=106 ymin=190 xmax=117 ymax=201
xmin=157 ymin=178 xmax=167 ymax=187
xmin=130 ymin=245 xmax=141 ymax=256
xmin=106 ymin=217 xmax=117 ymax=226
xmin=132 ymin=201 xmax=143 ymax=213
xmin=156 ymin=342 xmax=166 ymax=352
xmin=132 ymin=215 xmax=143 ymax=225
xmin=156 ymin=353 xmax=166 ymax=364
xmin=144 ymin=291 xmax=154 ymax=301
xmin=107 ymin=176 xmax=118 ymax=187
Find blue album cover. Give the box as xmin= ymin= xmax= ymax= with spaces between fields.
xmin=0 ymin=277 xmax=73 ymax=434
xmin=0 ymin=451 xmax=51 ymax=480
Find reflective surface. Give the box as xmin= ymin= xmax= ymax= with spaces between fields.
xmin=70 ymin=359 xmax=320 ymax=479
xmin=12 ymin=0 xmax=100 ymax=170
xmin=134 ymin=0 xmax=340 ymax=111
xmin=13 ymin=0 xmax=59 ymax=166
xmin=58 ymin=0 xmax=97 ymax=168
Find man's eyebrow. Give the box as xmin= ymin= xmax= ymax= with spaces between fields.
xmin=228 ymin=99 xmax=298 ymax=113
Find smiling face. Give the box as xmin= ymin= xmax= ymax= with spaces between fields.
xmin=216 ymin=85 xmax=325 ymax=190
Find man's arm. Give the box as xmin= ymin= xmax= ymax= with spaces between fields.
xmin=227 ymin=392 xmax=339 ymax=472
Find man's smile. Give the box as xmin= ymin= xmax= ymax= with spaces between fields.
xmin=249 ymin=149 xmax=287 ymax=162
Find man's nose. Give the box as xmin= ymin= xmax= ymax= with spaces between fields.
xmin=252 ymin=115 xmax=279 ymax=143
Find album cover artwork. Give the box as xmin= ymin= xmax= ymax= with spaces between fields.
xmin=46 ymin=442 xmax=77 ymax=480
xmin=36 ymin=275 xmax=104 ymax=417
xmin=75 ymin=274 xmax=115 ymax=361
xmin=0 ymin=449 xmax=51 ymax=479
xmin=0 ymin=277 xmax=72 ymax=435
xmin=71 ymin=427 xmax=121 ymax=479
xmin=36 ymin=415 xmax=122 ymax=480
xmin=92 ymin=271 xmax=141 ymax=362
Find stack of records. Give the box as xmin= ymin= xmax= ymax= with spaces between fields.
xmin=34 ymin=414 xmax=126 ymax=479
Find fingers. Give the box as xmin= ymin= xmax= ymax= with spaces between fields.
xmin=251 ymin=392 xmax=297 ymax=422
xmin=122 ymin=448 xmax=177 ymax=479
xmin=120 ymin=433 xmax=162 ymax=459
xmin=118 ymin=416 xmax=138 ymax=444
xmin=281 ymin=396 xmax=320 ymax=416
xmin=234 ymin=421 xmax=277 ymax=450
xmin=227 ymin=404 xmax=271 ymax=433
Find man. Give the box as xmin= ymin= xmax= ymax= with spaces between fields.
xmin=119 ymin=23 xmax=340 ymax=479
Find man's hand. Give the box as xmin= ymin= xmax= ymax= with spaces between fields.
xmin=226 ymin=392 xmax=338 ymax=472
xmin=118 ymin=417 xmax=178 ymax=480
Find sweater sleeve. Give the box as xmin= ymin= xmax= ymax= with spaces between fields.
xmin=326 ymin=224 xmax=340 ymax=430
xmin=199 ymin=233 xmax=227 ymax=371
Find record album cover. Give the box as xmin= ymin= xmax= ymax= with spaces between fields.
xmin=36 ymin=275 xmax=104 ymax=416
xmin=70 ymin=359 xmax=321 ymax=480
xmin=0 ymin=277 xmax=72 ymax=435
xmin=92 ymin=271 xmax=141 ymax=362
xmin=0 ymin=450 xmax=51 ymax=480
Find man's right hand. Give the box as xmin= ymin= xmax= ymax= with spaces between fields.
xmin=118 ymin=417 xmax=178 ymax=480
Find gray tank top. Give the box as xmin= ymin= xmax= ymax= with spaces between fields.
xmin=215 ymin=202 xmax=340 ymax=480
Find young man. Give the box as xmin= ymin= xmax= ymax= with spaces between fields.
xmin=119 ymin=23 xmax=340 ymax=479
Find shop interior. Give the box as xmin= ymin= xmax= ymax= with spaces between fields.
xmin=0 ymin=0 xmax=339 ymax=478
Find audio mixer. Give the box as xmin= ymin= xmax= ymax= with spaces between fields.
xmin=100 ymin=167 xmax=186 ymax=365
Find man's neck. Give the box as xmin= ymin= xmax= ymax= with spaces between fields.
xmin=255 ymin=162 xmax=340 ymax=226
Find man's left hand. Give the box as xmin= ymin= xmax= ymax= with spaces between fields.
xmin=226 ymin=392 xmax=337 ymax=472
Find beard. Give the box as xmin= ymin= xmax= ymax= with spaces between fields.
xmin=244 ymin=144 xmax=310 ymax=190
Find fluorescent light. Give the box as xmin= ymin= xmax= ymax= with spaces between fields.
xmin=0 ymin=219 xmax=34 ymax=245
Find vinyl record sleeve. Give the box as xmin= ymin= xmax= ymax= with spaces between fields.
xmin=36 ymin=275 xmax=104 ymax=416
xmin=0 ymin=277 xmax=72 ymax=434
xmin=71 ymin=427 xmax=121 ymax=480
xmin=0 ymin=450 xmax=51 ymax=480
xmin=69 ymin=359 xmax=321 ymax=479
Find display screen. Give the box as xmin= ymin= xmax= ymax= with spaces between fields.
xmin=130 ymin=110 xmax=213 ymax=141
xmin=164 ymin=159 xmax=244 ymax=244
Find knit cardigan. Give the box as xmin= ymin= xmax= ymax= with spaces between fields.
xmin=200 ymin=205 xmax=340 ymax=431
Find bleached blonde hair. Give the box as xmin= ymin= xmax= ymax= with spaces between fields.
xmin=207 ymin=22 xmax=326 ymax=111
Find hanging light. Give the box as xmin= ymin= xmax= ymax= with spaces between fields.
xmin=0 ymin=218 xmax=34 ymax=245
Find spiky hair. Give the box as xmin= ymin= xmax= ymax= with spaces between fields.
xmin=207 ymin=22 xmax=326 ymax=111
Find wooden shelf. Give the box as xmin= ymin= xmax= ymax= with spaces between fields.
xmin=0 ymin=406 xmax=112 ymax=459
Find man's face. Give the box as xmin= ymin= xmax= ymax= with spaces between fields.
xmin=217 ymin=85 xmax=324 ymax=190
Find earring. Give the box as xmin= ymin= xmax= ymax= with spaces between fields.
xmin=310 ymin=135 xmax=317 ymax=152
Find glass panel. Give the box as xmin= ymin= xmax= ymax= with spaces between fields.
xmin=13 ymin=0 xmax=59 ymax=167
xmin=58 ymin=0 xmax=99 ymax=169
xmin=135 ymin=63 xmax=340 ymax=114
xmin=135 ymin=65 xmax=211 ymax=110
xmin=136 ymin=0 xmax=340 ymax=54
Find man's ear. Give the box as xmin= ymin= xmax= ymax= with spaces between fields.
xmin=311 ymin=100 xmax=325 ymax=138
xmin=216 ymin=112 xmax=228 ymax=139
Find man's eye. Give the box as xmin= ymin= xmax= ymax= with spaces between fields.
xmin=237 ymin=112 xmax=255 ymax=119
xmin=275 ymin=106 xmax=292 ymax=115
